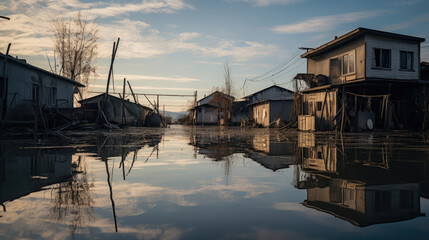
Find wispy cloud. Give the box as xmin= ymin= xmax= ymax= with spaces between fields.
xmin=97 ymin=74 xmax=201 ymax=82
xmin=89 ymin=84 xmax=207 ymax=92
xmin=272 ymin=10 xmax=382 ymax=34
xmin=385 ymin=13 xmax=429 ymax=31
xmin=77 ymin=0 xmax=193 ymax=19
xmin=229 ymin=0 xmax=303 ymax=7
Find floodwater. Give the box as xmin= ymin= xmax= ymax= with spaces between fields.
xmin=1 ymin=126 xmax=429 ymax=240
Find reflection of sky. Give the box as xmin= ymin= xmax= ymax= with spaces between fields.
xmin=1 ymin=127 xmax=429 ymax=239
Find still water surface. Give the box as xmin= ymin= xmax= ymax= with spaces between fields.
xmin=1 ymin=125 xmax=429 ymax=239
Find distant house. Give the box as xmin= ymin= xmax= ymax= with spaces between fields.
xmin=231 ymin=99 xmax=249 ymax=125
xmin=0 ymin=52 xmax=84 ymax=126
xmin=244 ymin=85 xmax=295 ymax=127
xmin=191 ymin=91 xmax=234 ymax=125
xmin=294 ymin=28 xmax=426 ymax=131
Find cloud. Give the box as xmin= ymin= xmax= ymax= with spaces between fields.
xmin=97 ymin=74 xmax=201 ymax=83
xmin=89 ymin=84 xmax=207 ymax=92
xmin=272 ymin=11 xmax=382 ymax=34
xmin=229 ymin=0 xmax=304 ymax=7
xmin=385 ymin=13 xmax=429 ymax=31
xmin=77 ymin=0 xmax=193 ymax=19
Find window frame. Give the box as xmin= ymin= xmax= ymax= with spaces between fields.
xmin=372 ymin=48 xmax=391 ymax=70
xmin=341 ymin=50 xmax=356 ymax=76
xmin=399 ymin=50 xmax=414 ymax=71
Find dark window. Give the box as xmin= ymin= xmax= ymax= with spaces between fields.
xmin=374 ymin=191 xmax=392 ymax=212
xmin=51 ymin=87 xmax=57 ymax=105
xmin=330 ymin=57 xmax=341 ymax=80
xmin=399 ymin=190 xmax=414 ymax=209
xmin=349 ymin=52 xmax=355 ymax=73
xmin=342 ymin=54 xmax=349 ymax=75
xmin=317 ymin=101 xmax=322 ymax=111
xmin=400 ymin=51 xmax=414 ymax=70
xmin=373 ymin=48 xmax=391 ymax=69
xmin=32 ymin=84 xmax=39 ymax=103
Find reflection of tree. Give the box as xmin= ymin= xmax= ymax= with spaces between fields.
xmin=49 ymin=156 xmax=94 ymax=238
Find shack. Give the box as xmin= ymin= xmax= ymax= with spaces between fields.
xmin=0 ymin=52 xmax=84 ymax=128
xmin=78 ymin=93 xmax=159 ymax=127
xmin=244 ymin=85 xmax=294 ymax=127
xmin=191 ymin=91 xmax=234 ymax=125
xmin=295 ymin=28 xmax=426 ymax=131
xmin=231 ymin=99 xmax=249 ymax=125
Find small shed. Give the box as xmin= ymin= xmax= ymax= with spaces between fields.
xmin=79 ymin=94 xmax=156 ymax=126
xmin=231 ymin=100 xmax=249 ymax=125
xmin=249 ymin=98 xmax=294 ymax=127
xmin=191 ymin=91 xmax=234 ymax=125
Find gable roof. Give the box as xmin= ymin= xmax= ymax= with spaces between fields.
xmin=197 ymin=91 xmax=235 ymax=104
xmin=301 ymin=27 xmax=425 ymax=58
xmin=0 ymin=52 xmax=85 ymax=87
xmin=244 ymin=85 xmax=294 ymax=99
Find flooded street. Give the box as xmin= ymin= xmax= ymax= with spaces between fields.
xmin=1 ymin=125 xmax=429 ymax=239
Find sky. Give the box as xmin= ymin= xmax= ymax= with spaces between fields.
xmin=1 ymin=0 xmax=429 ymax=111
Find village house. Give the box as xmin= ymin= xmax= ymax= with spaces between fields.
xmin=294 ymin=28 xmax=426 ymax=131
xmin=244 ymin=85 xmax=295 ymax=127
xmin=0 ymin=52 xmax=84 ymax=128
xmin=191 ymin=91 xmax=234 ymax=125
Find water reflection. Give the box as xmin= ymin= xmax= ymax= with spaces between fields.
xmin=0 ymin=127 xmax=429 ymax=239
xmin=295 ymin=132 xmax=429 ymax=227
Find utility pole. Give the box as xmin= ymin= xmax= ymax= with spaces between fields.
xmin=157 ymin=94 xmax=159 ymax=115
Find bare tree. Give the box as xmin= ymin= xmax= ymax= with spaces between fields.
xmin=53 ymin=12 xmax=99 ymax=93
xmin=223 ymin=60 xmax=233 ymax=97
xmin=222 ymin=61 xmax=234 ymax=124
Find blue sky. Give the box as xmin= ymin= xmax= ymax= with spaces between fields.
xmin=1 ymin=0 xmax=429 ymax=111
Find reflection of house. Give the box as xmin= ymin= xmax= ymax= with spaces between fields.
xmin=244 ymin=85 xmax=295 ymax=127
xmin=295 ymin=28 xmax=426 ymax=131
xmin=0 ymin=52 xmax=84 ymax=126
xmin=190 ymin=132 xmax=249 ymax=161
xmin=295 ymin=132 xmax=429 ymax=226
xmin=303 ymin=179 xmax=423 ymax=227
xmin=0 ymin=145 xmax=74 ymax=207
xmin=245 ymin=133 xmax=295 ymax=171
xmin=191 ymin=91 xmax=235 ymax=125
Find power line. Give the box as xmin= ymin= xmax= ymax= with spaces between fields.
xmin=248 ymin=49 xmax=299 ymax=82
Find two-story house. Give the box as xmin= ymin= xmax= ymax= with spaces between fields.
xmin=295 ymin=28 xmax=426 ymax=131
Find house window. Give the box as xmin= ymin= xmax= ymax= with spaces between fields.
xmin=51 ymin=87 xmax=57 ymax=106
xmin=342 ymin=54 xmax=348 ymax=75
xmin=373 ymin=48 xmax=391 ymax=69
xmin=316 ymin=101 xmax=322 ymax=111
xmin=400 ymin=51 xmax=414 ymax=71
xmin=32 ymin=84 xmax=39 ymax=103
xmin=341 ymin=52 xmax=355 ymax=75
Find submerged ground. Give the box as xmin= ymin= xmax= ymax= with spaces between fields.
xmin=0 ymin=125 xmax=429 ymax=240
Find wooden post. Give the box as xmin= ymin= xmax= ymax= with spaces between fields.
xmin=122 ymin=78 xmax=126 ymax=124
xmin=126 ymin=81 xmax=137 ymax=103
xmin=340 ymin=87 xmax=346 ymax=133
xmin=157 ymin=95 xmax=159 ymax=115
xmin=105 ymin=38 xmax=120 ymax=100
